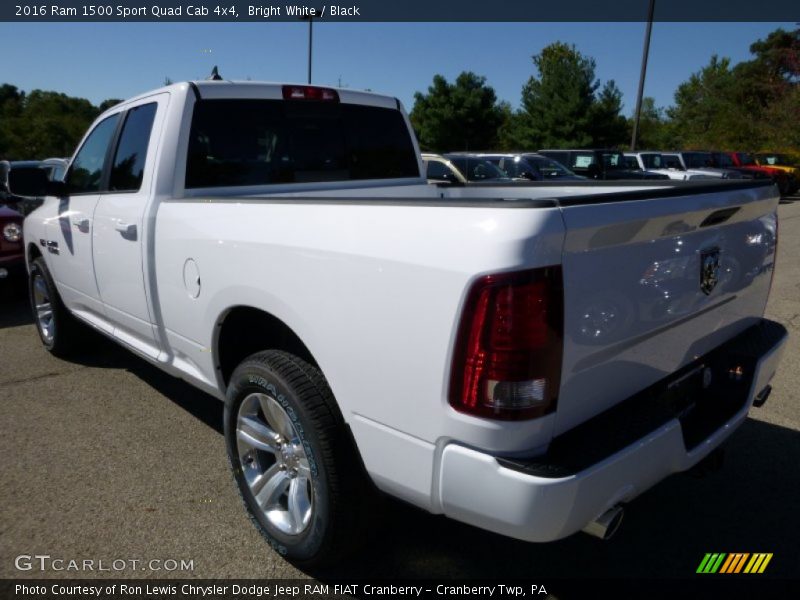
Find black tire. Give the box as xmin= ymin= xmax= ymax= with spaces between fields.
xmin=776 ymin=175 xmax=790 ymax=196
xmin=224 ymin=350 xmax=375 ymax=567
xmin=28 ymin=256 xmax=86 ymax=356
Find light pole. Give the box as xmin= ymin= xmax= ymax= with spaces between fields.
xmin=630 ymin=0 xmax=656 ymax=151
xmin=301 ymin=16 xmax=313 ymax=84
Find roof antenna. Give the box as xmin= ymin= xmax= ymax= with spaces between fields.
xmin=207 ymin=66 xmax=223 ymax=81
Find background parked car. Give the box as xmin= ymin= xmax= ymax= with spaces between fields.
xmin=709 ymin=151 xmax=793 ymax=195
xmin=0 ymin=163 xmax=26 ymax=280
xmin=661 ymin=151 xmax=747 ymax=180
xmin=624 ymin=152 xmax=716 ymax=181
xmin=538 ymin=149 xmax=669 ymax=180
xmin=440 ymin=153 xmax=514 ymax=182
xmin=476 ymin=153 xmax=585 ymax=181
xmin=421 ymin=153 xmax=468 ymax=184
xmin=749 ymin=153 xmax=799 ymax=195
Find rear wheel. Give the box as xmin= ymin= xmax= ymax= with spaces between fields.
xmin=28 ymin=257 xmax=85 ymax=356
xmin=224 ymin=350 xmax=375 ymax=567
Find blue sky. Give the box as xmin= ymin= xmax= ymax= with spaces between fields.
xmin=1 ymin=22 xmax=793 ymax=115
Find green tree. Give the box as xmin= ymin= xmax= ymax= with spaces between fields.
xmin=668 ymin=27 xmax=799 ymax=152
xmin=631 ymin=97 xmax=678 ymax=150
xmin=98 ymin=98 xmax=123 ymax=113
xmin=410 ymin=72 xmax=505 ymax=152
xmin=18 ymin=91 xmax=98 ymax=157
xmin=588 ymin=80 xmax=629 ymax=147
xmin=516 ymin=42 xmax=598 ymax=149
xmin=0 ymin=85 xmax=25 ymax=159
xmin=0 ymin=86 xmax=110 ymax=159
xmin=668 ymin=55 xmax=738 ymax=148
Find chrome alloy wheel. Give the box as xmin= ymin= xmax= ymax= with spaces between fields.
xmin=32 ymin=272 xmax=55 ymax=344
xmin=236 ymin=392 xmax=314 ymax=535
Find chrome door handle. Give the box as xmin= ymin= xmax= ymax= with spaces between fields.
xmin=72 ymin=217 xmax=90 ymax=232
xmin=114 ymin=221 xmax=137 ymax=238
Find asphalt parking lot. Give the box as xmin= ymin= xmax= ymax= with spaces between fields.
xmin=1 ymin=198 xmax=799 ymax=583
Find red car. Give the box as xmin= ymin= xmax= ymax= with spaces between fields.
xmin=0 ymin=161 xmax=30 ymax=279
xmin=711 ymin=151 xmax=793 ymax=195
xmin=0 ymin=203 xmax=24 ymax=280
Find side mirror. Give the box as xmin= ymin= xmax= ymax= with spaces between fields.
xmin=7 ymin=167 xmax=50 ymax=198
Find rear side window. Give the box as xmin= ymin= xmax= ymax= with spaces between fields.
xmin=640 ymin=154 xmax=663 ymax=169
xmin=110 ymin=103 xmax=157 ymax=192
xmin=67 ymin=114 xmax=120 ymax=194
xmin=186 ymin=99 xmax=419 ymax=188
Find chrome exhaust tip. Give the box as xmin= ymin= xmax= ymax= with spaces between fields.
xmin=582 ymin=505 xmax=624 ymax=540
xmin=0 ymin=268 xmax=8 ymax=279
xmin=753 ymin=385 xmax=772 ymax=408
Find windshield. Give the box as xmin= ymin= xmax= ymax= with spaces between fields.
xmin=682 ymin=152 xmax=713 ymax=169
xmin=447 ymin=157 xmax=509 ymax=181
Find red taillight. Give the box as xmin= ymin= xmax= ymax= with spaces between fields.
xmin=449 ymin=266 xmax=564 ymax=421
xmin=282 ymin=85 xmax=339 ymax=102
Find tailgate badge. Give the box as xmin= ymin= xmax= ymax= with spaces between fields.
xmin=700 ymin=248 xmax=721 ymax=295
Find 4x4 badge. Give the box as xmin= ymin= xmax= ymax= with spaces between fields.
xmin=700 ymin=247 xmax=721 ymax=295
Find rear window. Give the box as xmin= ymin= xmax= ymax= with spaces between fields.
xmin=185 ymin=99 xmax=419 ymax=188
xmin=571 ymin=153 xmax=596 ymax=169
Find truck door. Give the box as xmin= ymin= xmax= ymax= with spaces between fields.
xmin=92 ymin=97 xmax=164 ymax=357
xmin=49 ymin=113 xmax=121 ymax=332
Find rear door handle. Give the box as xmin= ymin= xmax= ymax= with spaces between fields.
xmin=114 ymin=221 xmax=137 ymax=239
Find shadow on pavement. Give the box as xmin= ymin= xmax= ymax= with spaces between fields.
xmin=0 ymin=273 xmax=32 ymax=328
xmin=71 ymin=335 xmax=225 ymax=435
xmin=0 ymin=274 xmax=224 ymax=433
xmin=311 ymin=416 xmax=799 ymax=581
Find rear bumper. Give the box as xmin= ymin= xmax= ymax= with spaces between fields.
xmin=437 ymin=319 xmax=788 ymax=542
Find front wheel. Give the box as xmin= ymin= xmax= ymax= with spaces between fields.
xmin=28 ymin=256 xmax=85 ymax=356
xmin=224 ymin=350 xmax=374 ymax=567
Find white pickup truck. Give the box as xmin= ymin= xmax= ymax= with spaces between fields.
xmin=15 ymin=81 xmax=787 ymax=567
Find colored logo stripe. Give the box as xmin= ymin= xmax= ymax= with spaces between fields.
xmin=697 ymin=553 xmax=773 ymax=574
xmin=744 ymin=553 xmax=773 ymax=574
xmin=720 ymin=553 xmax=749 ymax=573
xmin=697 ymin=553 xmax=726 ymax=573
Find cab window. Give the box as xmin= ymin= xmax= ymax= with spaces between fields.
xmin=66 ymin=115 xmax=121 ymax=194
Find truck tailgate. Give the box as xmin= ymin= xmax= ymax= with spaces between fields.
xmin=555 ymin=183 xmax=778 ymax=435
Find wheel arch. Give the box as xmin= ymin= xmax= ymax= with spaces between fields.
xmin=214 ymin=305 xmax=320 ymax=390
xmin=27 ymin=242 xmax=42 ymax=267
